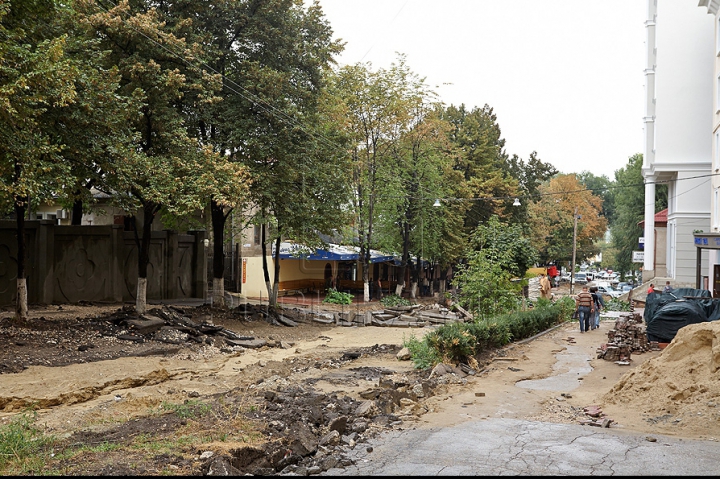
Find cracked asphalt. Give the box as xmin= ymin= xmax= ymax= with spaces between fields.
xmin=324 ymin=417 xmax=720 ymax=475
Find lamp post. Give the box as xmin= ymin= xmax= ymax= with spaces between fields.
xmin=570 ymin=206 xmax=579 ymax=295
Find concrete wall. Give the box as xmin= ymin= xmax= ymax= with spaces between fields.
xmin=0 ymin=220 xmax=206 ymax=306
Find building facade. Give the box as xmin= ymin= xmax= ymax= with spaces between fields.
xmin=642 ymin=0 xmax=714 ymax=288
xmin=699 ymin=0 xmax=720 ymax=292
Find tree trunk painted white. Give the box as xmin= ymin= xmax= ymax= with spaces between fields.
xmin=363 ymin=282 xmax=369 ymax=303
xmin=212 ymin=278 xmax=225 ymax=308
xmin=410 ymin=282 xmax=418 ymax=299
xmin=265 ymin=281 xmax=276 ymax=306
xmin=395 ymin=283 xmax=403 ymax=297
xmin=136 ymin=278 xmax=147 ymax=314
xmin=16 ymin=278 xmax=28 ymax=320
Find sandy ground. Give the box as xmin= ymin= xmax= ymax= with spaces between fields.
xmin=2 ymin=298 xmax=719 ymax=475
xmin=2 ymin=303 xmax=716 ymax=442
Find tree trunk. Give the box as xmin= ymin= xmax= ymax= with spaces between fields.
xmin=14 ymin=199 xmax=28 ymax=320
xmin=210 ymin=199 xmax=228 ymax=308
xmin=413 ymin=253 xmax=423 ymax=299
xmin=133 ymin=202 xmax=159 ymax=314
xmin=260 ymin=223 xmax=277 ymax=306
xmin=272 ymin=235 xmax=281 ymax=304
xmin=16 ymin=278 xmax=28 ymax=320
xmin=396 ymin=221 xmax=411 ymax=297
xmin=439 ymin=265 xmax=449 ymax=296
xmin=71 ymin=197 xmax=83 ymax=225
xmin=136 ymin=277 xmax=147 ymax=313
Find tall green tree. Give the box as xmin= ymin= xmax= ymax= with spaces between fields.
xmin=577 ymin=171 xmax=614 ymax=225
xmin=527 ymin=174 xmax=607 ymax=269
xmin=335 ymin=55 xmax=426 ymax=301
xmin=380 ymin=98 xmax=451 ymax=298
xmin=440 ymin=104 xmax=520 ymax=231
xmin=452 ymin=216 xmax=538 ymax=320
xmin=609 ymin=153 xmax=667 ymax=278
xmin=81 ymin=0 xmax=248 ymax=313
xmin=169 ymin=0 xmax=344 ymax=306
xmin=0 ymin=0 xmax=81 ymax=319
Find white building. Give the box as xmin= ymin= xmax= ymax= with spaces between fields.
xmin=698 ymin=0 xmax=720 ymax=295
xmin=642 ymin=0 xmax=714 ymax=288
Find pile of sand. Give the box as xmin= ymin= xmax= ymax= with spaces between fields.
xmin=602 ymin=320 xmax=720 ymax=437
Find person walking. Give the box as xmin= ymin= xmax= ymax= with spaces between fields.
xmin=574 ymin=285 xmax=594 ymax=333
xmin=539 ymin=273 xmax=552 ymax=300
xmin=663 ymin=281 xmax=673 ymax=294
xmin=589 ymin=286 xmax=605 ymax=330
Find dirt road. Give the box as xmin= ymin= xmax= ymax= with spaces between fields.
xmin=0 ymin=301 xmax=716 ymax=475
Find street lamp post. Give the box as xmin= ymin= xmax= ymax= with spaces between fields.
xmin=570 ymin=206 xmax=579 ymax=295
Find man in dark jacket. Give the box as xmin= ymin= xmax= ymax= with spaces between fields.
xmin=589 ymin=286 xmax=605 ymax=330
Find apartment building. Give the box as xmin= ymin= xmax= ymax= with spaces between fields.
xmin=642 ymin=0 xmax=714 ymax=288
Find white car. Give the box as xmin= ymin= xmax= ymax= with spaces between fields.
xmin=597 ymin=285 xmax=623 ymax=298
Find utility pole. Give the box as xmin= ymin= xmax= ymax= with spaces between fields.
xmin=570 ymin=206 xmax=579 ymax=295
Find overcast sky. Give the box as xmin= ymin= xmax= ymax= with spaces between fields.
xmin=314 ymin=0 xmax=646 ymax=179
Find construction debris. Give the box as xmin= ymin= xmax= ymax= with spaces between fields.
xmin=579 ymin=405 xmax=614 ymax=428
xmin=295 ymin=302 xmax=466 ymax=328
xmin=596 ymin=312 xmax=650 ymax=362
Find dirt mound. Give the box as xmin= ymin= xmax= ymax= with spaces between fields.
xmin=603 ymin=320 xmax=720 ymax=436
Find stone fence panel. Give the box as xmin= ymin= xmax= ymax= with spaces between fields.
xmin=0 ymin=220 xmax=206 ymax=306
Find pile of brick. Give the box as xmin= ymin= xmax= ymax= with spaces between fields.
xmin=579 ymin=405 xmax=613 ymax=428
xmin=596 ymin=312 xmax=651 ymax=362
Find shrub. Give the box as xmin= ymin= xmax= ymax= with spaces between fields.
xmin=408 ymin=301 xmax=569 ymax=368
xmin=322 ymin=288 xmax=353 ymax=305
xmin=604 ymin=297 xmax=632 ymax=312
xmin=380 ymin=294 xmax=412 ymax=307
xmin=402 ymin=335 xmax=440 ymax=369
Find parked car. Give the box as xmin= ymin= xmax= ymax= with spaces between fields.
xmin=573 ymin=272 xmax=588 ymax=284
xmin=597 ymin=285 xmax=623 ymax=298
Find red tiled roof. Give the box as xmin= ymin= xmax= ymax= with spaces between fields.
xmin=638 ymin=208 xmax=668 ymax=227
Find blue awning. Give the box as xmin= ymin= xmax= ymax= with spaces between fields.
xmin=275 ymin=242 xmax=358 ymax=261
xmin=274 ymin=242 xmax=397 ymax=263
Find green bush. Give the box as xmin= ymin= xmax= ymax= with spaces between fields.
xmin=402 ymin=334 xmax=440 ymax=369
xmin=604 ymin=297 xmax=632 ymax=312
xmin=380 ymin=294 xmax=412 ymax=307
xmin=409 ymin=301 xmax=569 ymax=368
xmin=323 ymin=288 xmax=353 ymax=305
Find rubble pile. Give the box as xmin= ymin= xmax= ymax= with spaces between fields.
xmin=302 ymin=303 xmax=466 ymax=328
xmin=596 ymin=312 xmax=652 ymax=362
xmin=578 ymin=405 xmax=614 ymax=428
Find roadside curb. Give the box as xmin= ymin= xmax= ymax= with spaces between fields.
xmin=517 ymin=321 xmax=567 ymax=345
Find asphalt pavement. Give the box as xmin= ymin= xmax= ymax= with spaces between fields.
xmin=324 ymin=418 xmax=720 ymax=475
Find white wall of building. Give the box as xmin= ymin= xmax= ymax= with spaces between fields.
xmin=643 ymin=0 xmax=713 ymax=287
xmin=700 ymin=1 xmax=720 ymax=284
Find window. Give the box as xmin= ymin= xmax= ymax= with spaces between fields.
xmin=253 ymin=224 xmax=261 ymax=245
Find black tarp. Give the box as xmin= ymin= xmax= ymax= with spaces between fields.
xmin=644 ymin=288 xmax=719 ymax=343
